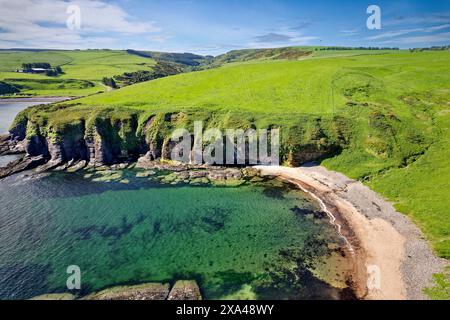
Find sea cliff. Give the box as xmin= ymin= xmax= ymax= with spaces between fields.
xmin=1 ymin=103 xmax=350 ymax=176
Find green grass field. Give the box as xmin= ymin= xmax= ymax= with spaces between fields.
xmin=0 ymin=50 xmax=155 ymax=96
xmin=0 ymin=48 xmax=399 ymax=97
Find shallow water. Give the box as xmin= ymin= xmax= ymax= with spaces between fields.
xmin=0 ymin=170 xmax=352 ymax=300
xmin=0 ymin=154 xmax=21 ymax=168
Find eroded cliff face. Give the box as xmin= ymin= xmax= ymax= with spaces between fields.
xmin=3 ymin=107 xmax=349 ymax=172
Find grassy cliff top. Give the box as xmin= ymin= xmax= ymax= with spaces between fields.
xmin=74 ymin=50 xmax=449 ymax=115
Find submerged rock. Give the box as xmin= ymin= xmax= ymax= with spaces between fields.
xmin=189 ymin=177 xmax=210 ymax=185
xmin=136 ymin=170 xmax=156 ymax=178
xmin=91 ymin=170 xmax=123 ymax=182
xmin=110 ymin=163 xmax=129 ymax=170
xmin=168 ymin=281 xmax=202 ymax=300
xmin=33 ymin=281 xmax=202 ymax=300
xmin=210 ymin=179 xmax=245 ymax=187
xmin=83 ymin=283 xmax=170 ymax=300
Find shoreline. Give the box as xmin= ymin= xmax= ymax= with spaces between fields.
xmin=256 ymin=165 xmax=448 ymax=300
xmin=0 ymin=96 xmax=73 ymax=103
xmin=1 ymin=156 xmax=447 ymax=299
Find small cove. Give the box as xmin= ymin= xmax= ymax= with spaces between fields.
xmin=0 ymin=169 xmax=354 ymax=300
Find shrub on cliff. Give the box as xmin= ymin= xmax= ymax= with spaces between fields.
xmin=0 ymin=81 xmax=20 ymax=95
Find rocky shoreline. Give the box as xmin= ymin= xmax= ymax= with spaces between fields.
xmin=3 ymin=126 xmax=446 ymax=300
xmin=31 ymin=280 xmax=202 ymax=301
xmin=0 ymin=130 xmax=256 ymax=187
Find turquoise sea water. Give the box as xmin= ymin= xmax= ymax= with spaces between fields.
xmin=0 ymin=101 xmax=352 ymax=300
xmin=0 ymin=170 xmax=352 ymax=300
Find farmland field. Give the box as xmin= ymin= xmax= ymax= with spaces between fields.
xmin=0 ymin=50 xmax=155 ymax=96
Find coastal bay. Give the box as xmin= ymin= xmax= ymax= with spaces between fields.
xmin=0 ymin=168 xmax=354 ymax=300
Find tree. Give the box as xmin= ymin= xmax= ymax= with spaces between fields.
xmin=22 ymin=62 xmax=53 ymax=71
xmin=45 ymin=69 xmax=58 ymax=76
xmin=102 ymin=77 xmax=117 ymax=88
xmin=114 ymin=61 xmax=183 ymax=87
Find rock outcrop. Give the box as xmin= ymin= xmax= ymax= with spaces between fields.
xmin=168 ymin=281 xmax=202 ymax=300
xmin=34 ymin=281 xmax=203 ymax=300
xmin=2 ymin=108 xmax=349 ymax=177
xmin=0 ymin=155 xmax=47 ymax=179
xmin=0 ymin=134 xmax=10 ymax=154
xmin=0 ymin=134 xmax=25 ymax=155
xmin=83 ymin=283 xmax=170 ymax=300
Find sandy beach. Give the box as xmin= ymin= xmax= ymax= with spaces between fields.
xmin=256 ymin=165 xmax=448 ymax=300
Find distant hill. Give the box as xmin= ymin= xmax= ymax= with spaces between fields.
xmin=126 ymin=47 xmax=314 ymax=68
xmin=0 ymin=46 xmax=406 ymax=96
xmin=212 ymin=47 xmax=313 ymax=65
xmin=126 ymin=49 xmax=211 ymax=67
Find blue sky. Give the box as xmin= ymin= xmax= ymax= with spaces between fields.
xmin=0 ymin=0 xmax=449 ymax=54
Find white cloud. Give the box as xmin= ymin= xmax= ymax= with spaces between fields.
xmin=424 ymin=24 xmax=450 ymax=32
xmin=384 ymin=14 xmax=450 ymax=27
xmin=383 ymin=32 xmax=450 ymax=44
xmin=366 ymin=24 xmax=450 ymax=41
xmin=340 ymin=29 xmax=359 ymax=36
xmin=366 ymin=28 xmax=422 ymax=40
xmin=146 ymin=34 xmax=172 ymax=43
xmin=0 ymin=0 xmax=161 ymax=49
xmin=250 ymin=27 xmax=318 ymax=47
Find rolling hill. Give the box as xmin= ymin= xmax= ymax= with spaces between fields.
xmin=0 ymin=47 xmax=404 ymax=97
xmin=0 ymin=50 xmax=156 ymax=96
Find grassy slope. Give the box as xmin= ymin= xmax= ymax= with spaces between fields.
xmin=0 ymin=51 xmax=73 ymax=71
xmin=368 ymin=111 xmax=450 ymax=256
xmin=55 ymin=50 xmax=447 ymax=259
xmin=0 ymin=48 xmax=397 ymax=96
xmin=78 ymin=58 xmax=337 ymax=114
xmin=0 ymin=50 xmax=155 ymax=96
xmin=212 ymin=46 xmax=398 ymax=64
xmin=57 ymin=50 xmax=155 ymax=80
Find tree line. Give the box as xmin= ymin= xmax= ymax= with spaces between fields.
xmin=103 ymin=61 xmax=183 ymax=88
xmin=409 ymin=45 xmax=450 ymax=52
xmin=318 ymin=46 xmax=400 ymax=51
xmin=21 ymin=62 xmax=63 ymax=76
